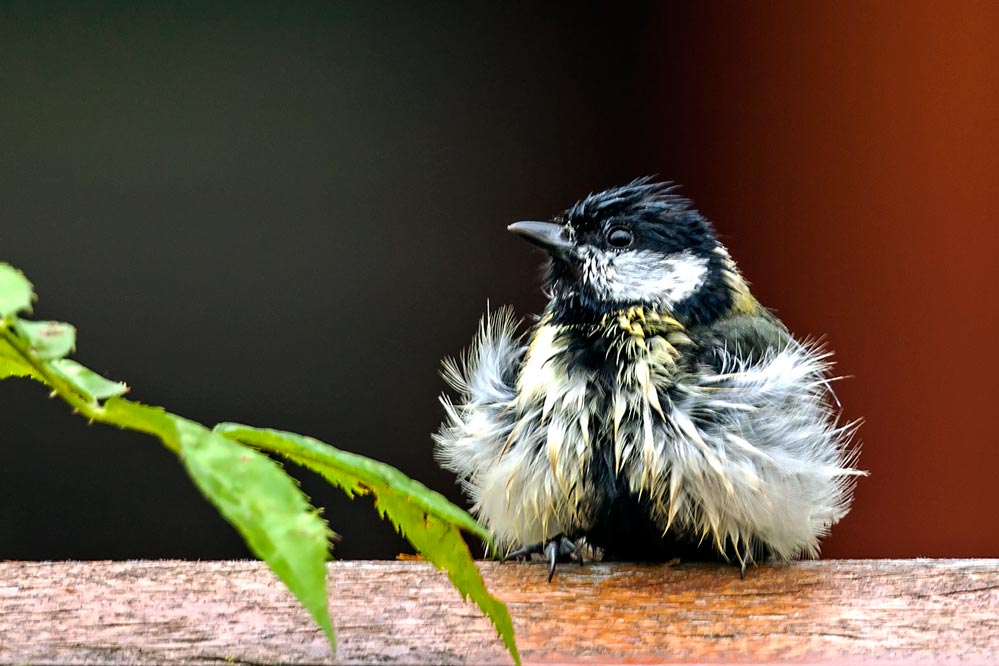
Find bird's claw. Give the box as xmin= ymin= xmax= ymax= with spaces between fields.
xmin=503 ymin=534 xmax=582 ymax=582
xmin=737 ymin=543 xmax=755 ymax=580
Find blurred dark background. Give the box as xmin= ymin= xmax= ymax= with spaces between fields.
xmin=1 ymin=2 xmax=997 ymax=560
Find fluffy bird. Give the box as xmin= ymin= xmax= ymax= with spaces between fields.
xmin=435 ymin=179 xmax=863 ymax=580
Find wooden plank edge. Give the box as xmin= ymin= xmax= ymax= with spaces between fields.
xmin=0 ymin=559 xmax=996 ymax=665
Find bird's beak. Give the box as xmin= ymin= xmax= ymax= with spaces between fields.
xmin=507 ymin=221 xmax=573 ymax=258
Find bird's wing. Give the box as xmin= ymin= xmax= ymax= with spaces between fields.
xmin=688 ymin=309 xmax=793 ymax=372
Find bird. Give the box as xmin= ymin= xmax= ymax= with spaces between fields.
xmin=434 ymin=179 xmax=863 ymax=581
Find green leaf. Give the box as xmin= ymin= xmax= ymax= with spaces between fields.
xmin=103 ymin=400 xmax=336 ymax=650
xmin=0 ymin=260 xmax=520 ymax=662
xmin=215 ymin=424 xmax=518 ymax=666
xmin=0 ymin=338 xmax=38 ymax=380
xmin=0 ymin=262 xmax=34 ymax=317
xmin=215 ymin=423 xmax=490 ymax=542
xmin=48 ymin=359 xmax=128 ymax=401
xmin=14 ymin=320 xmax=76 ymax=360
xmin=0 ymin=356 xmax=38 ymax=380
xmin=374 ymin=491 xmax=521 ymax=666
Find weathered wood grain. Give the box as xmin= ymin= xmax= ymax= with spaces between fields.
xmin=0 ymin=559 xmax=996 ymax=664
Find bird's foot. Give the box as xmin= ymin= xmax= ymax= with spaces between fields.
xmin=736 ymin=544 xmax=756 ymax=580
xmin=503 ymin=534 xmax=582 ymax=582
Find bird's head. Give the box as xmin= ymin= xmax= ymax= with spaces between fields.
xmin=509 ymin=179 xmax=743 ymax=326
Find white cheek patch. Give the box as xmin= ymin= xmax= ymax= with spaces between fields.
xmin=583 ymin=248 xmax=709 ymax=308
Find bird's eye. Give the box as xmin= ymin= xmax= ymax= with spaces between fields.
xmin=606 ymin=226 xmax=633 ymax=248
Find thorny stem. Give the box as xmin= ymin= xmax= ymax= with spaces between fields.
xmin=1 ymin=319 xmax=106 ymax=421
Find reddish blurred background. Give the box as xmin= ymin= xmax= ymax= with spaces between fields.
xmin=1 ymin=2 xmax=996 ymax=559
xmin=643 ymin=2 xmax=999 ymax=557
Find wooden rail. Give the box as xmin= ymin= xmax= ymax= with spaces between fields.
xmin=1 ymin=559 xmax=996 ymax=664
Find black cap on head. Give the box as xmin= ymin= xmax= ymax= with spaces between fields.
xmin=511 ymin=178 xmax=736 ymax=326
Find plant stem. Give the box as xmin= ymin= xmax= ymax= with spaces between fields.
xmin=0 ymin=322 xmax=104 ymax=421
